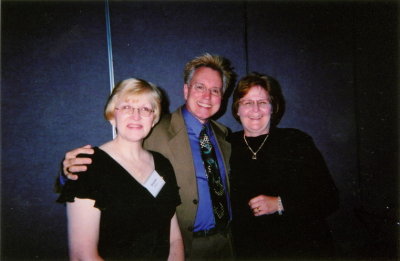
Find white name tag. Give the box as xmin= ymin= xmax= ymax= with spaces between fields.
xmin=143 ymin=170 xmax=165 ymax=197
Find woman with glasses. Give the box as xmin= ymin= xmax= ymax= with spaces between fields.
xmin=57 ymin=78 xmax=183 ymax=260
xmin=229 ymin=73 xmax=339 ymax=260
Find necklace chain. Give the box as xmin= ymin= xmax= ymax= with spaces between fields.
xmin=243 ymin=133 xmax=269 ymax=160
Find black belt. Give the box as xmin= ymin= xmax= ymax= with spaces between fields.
xmin=193 ymin=226 xmax=229 ymax=238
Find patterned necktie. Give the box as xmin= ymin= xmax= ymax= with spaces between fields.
xmin=199 ymin=125 xmax=229 ymax=229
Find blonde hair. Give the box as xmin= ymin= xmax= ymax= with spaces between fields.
xmin=104 ymin=78 xmax=162 ymax=126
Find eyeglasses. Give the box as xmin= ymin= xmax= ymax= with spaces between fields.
xmin=239 ymin=99 xmax=270 ymax=109
xmin=190 ymin=83 xmax=223 ymax=97
xmin=115 ymin=105 xmax=154 ymax=117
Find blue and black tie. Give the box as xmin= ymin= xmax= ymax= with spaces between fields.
xmin=199 ymin=125 xmax=229 ymax=229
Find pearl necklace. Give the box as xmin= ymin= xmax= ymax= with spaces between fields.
xmin=243 ymin=133 xmax=269 ymax=160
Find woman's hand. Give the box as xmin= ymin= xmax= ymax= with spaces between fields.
xmin=248 ymin=195 xmax=283 ymax=216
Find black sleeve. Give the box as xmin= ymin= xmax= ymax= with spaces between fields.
xmin=56 ymin=152 xmax=98 ymax=204
xmin=53 ymin=160 xmax=64 ymax=194
xmin=278 ymin=131 xmax=339 ymax=219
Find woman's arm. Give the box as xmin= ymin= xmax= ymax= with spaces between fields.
xmin=67 ymin=198 xmax=103 ymax=261
xmin=278 ymin=131 xmax=339 ymax=217
xmin=167 ymin=213 xmax=184 ymax=261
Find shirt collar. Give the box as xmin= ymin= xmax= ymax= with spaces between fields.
xmin=182 ymin=105 xmax=210 ymax=137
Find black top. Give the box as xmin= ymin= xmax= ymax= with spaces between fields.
xmin=230 ymin=128 xmax=339 ymax=259
xmin=57 ymin=147 xmax=181 ymax=260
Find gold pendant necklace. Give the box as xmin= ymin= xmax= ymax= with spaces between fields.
xmin=243 ymin=133 xmax=269 ymax=160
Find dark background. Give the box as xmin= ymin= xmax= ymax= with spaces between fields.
xmin=1 ymin=0 xmax=398 ymax=260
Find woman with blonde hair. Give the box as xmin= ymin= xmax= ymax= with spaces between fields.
xmin=57 ymin=78 xmax=183 ymax=260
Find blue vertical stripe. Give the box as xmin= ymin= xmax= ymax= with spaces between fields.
xmin=105 ymin=0 xmax=116 ymax=137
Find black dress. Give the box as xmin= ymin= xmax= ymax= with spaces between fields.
xmin=230 ymin=128 xmax=339 ymax=260
xmin=57 ymin=147 xmax=181 ymax=260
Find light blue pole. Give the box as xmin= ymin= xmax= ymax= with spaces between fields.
xmin=105 ymin=0 xmax=116 ymax=137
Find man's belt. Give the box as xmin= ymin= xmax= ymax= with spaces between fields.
xmin=193 ymin=225 xmax=229 ymax=238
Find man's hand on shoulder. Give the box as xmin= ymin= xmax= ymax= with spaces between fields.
xmin=63 ymin=145 xmax=94 ymax=180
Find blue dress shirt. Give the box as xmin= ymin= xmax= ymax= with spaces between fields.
xmin=182 ymin=107 xmax=231 ymax=232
